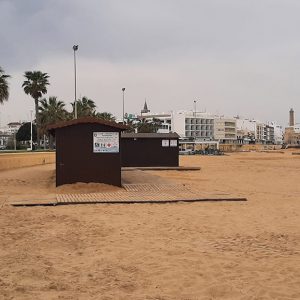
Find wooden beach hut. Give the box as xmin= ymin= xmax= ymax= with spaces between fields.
xmin=48 ymin=117 xmax=127 ymax=187
xmin=121 ymin=132 xmax=180 ymax=167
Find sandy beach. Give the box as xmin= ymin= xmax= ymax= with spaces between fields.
xmin=0 ymin=151 xmax=300 ymax=299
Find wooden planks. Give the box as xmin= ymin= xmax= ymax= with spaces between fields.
xmin=122 ymin=183 xmax=190 ymax=192
xmin=122 ymin=166 xmax=201 ymax=171
xmin=8 ymin=194 xmax=57 ymax=207
xmin=56 ymin=190 xmax=247 ymax=205
xmin=10 ymin=184 xmax=247 ymax=207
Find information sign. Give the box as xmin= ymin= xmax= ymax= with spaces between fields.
xmin=93 ymin=132 xmax=119 ymax=153
xmin=170 ymin=139 xmax=178 ymax=147
xmin=162 ymin=139 xmax=169 ymax=147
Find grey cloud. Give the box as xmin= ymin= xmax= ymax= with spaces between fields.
xmin=1 ymin=0 xmax=300 ymax=125
xmin=2 ymin=0 xmax=300 ymax=68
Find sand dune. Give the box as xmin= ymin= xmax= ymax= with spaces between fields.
xmin=0 ymin=151 xmax=299 ymax=299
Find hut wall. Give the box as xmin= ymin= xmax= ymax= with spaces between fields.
xmin=121 ymin=138 xmax=179 ymax=167
xmin=56 ymin=123 xmax=121 ymax=186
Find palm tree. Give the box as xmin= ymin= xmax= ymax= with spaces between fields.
xmin=39 ymin=96 xmax=67 ymax=149
xmin=0 ymin=67 xmax=10 ymax=104
xmin=137 ymin=117 xmax=162 ymax=133
xmin=95 ymin=112 xmax=115 ymax=122
xmin=71 ymin=96 xmax=96 ymax=118
xmin=22 ymin=71 xmax=49 ymax=147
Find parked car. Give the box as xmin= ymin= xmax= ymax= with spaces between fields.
xmin=179 ymin=149 xmax=195 ymax=155
xmin=194 ymin=149 xmax=224 ymax=155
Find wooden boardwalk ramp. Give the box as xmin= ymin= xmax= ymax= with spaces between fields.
xmin=9 ymin=184 xmax=247 ymax=207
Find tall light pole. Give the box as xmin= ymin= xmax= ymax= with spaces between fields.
xmin=30 ymin=109 xmax=33 ymax=151
xmin=193 ymin=100 xmax=197 ymax=152
xmin=73 ymin=45 xmax=79 ymax=119
xmin=122 ymin=88 xmax=125 ymax=124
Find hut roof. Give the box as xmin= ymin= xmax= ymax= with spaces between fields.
xmin=47 ymin=117 xmax=128 ymax=132
xmin=121 ymin=132 xmax=180 ymax=139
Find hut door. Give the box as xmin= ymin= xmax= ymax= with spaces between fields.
xmin=56 ymin=142 xmax=67 ymax=186
xmin=56 ymin=136 xmax=77 ymax=186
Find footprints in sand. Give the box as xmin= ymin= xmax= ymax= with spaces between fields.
xmin=1 ymin=178 xmax=28 ymax=186
xmin=211 ymin=233 xmax=299 ymax=257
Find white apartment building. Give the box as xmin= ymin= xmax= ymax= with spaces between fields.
xmin=256 ymin=123 xmax=265 ymax=142
xmin=267 ymin=121 xmax=283 ymax=144
xmin=214 ymin=117 xmax=236 ymax=143
xmin=235 ymin=118 xmax=257 ymax=144
xmin=142 ymin=111 xmax=214 ymax=140
xmin=265 ymin=125 xmax=275 ymax=144
xmin=7 ymin=122 xmax=22 ymax=134
xmin=141 ymin=110 xmax=238 ymax=143
xmin=140 ymin=107 xmax=282 ymax=145
xmin=256 ymin=123 xmax=275 ymax=144
xmin=236 ymin=117 xmax=282 ymax=144
xmin=178 ymin=111 xmax=214 ymax=140
xmin=0 ymin=122 xmax=22 ymax=149
xmin=141 ymin=112 xmax=172 ymax=134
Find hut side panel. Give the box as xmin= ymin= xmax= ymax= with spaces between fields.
xmin=121 ymin=138 xmax=179 ymax=167
xmin=56 ymin=123 xmax=121 ymax=186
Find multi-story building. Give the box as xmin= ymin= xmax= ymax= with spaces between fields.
xmin=256 ymin=123 xmax=275 ymax=144
xmin=236 ymin=117 xmax=281 ymax=145
xmin=182 ymin=113 xmax=214 ymax=140
xmin=0 ymin=131 xmax=9 ymax=149
xmin=256 ymin=123 xmax=265 ymax=142
xmin=235 ymin=118 xmax=257 ymax=144
xmin=0 ymin=122 xmax=22 ymax=150
xmin=6 ymin=122 xmax=22 ymax=134
xmin=264 ymin=125 xmax=275 ymax=144
xmin=142 ymin=110 xmax=215 ymax=140
xmin=140 ymin=112 xmax=173 ymax=133
xmin=267 ymin=122 xmax=283 ymax=144
xmin=141 ymin=110 xmax=238 ymax=143
xmin=214 ymin=117 xmax=236 ymax=143
xmin=137 ymin=104 xmax=283 ymax=145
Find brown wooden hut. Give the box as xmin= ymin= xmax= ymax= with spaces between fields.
xmin=121 ymin=132 xmax=180 ymax=167
xmin=48 ymin=117 xmax=127 ymax=187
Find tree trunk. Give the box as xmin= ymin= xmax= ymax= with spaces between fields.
xmin=35 ymin=98 xmax=40 ymax=148
xmin=49 ymin=134 xmax=54 ymax=150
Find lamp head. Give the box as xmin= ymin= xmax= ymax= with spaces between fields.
xmin=73 ymin=45 xmax=79 ymax=51
xmin=122 ymin=88 xmax=125 ymax=92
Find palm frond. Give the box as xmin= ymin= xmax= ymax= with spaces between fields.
xmin=0 ymin=66 xmax=10 ymax=104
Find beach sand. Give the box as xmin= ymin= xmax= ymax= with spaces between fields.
xmin=0 ymin=151 xmax=299 ymax=299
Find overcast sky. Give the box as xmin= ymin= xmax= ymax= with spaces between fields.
xmin=1 ymin=0 xmax=300 ymax=126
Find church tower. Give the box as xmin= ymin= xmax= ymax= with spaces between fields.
xmin=141 ymin=100 xmax=150 ymax=114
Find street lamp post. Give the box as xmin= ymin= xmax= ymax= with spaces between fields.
xmin=73 ymin=45 xmax=79 ymax=119
xmin=193 ymin=100 xmax=197 ymax=151
xmin=30 ymin=109 xmax=33 ymax=151
xmin=122 ymin=88 xmax=125 ymax=124
xmin=14 ymin=132 xmax=16 ymax=151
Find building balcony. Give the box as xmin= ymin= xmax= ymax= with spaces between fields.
xmin=225 ymin=134 xmax=236 ymax=138
xmin=225 ymin=128 xmax=236 ymax=133
xmin=225 ymin=122 xmax=236 ymax=127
